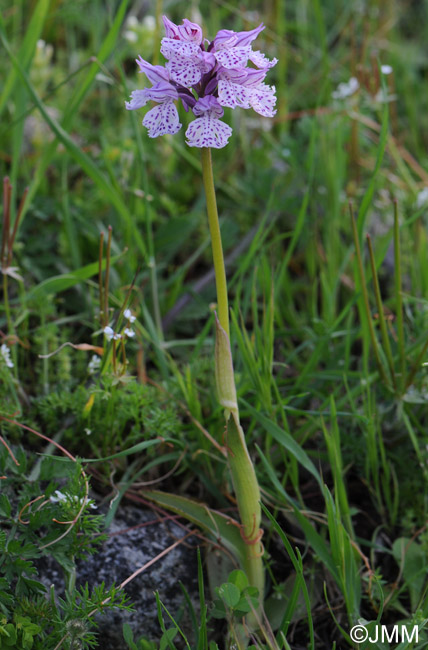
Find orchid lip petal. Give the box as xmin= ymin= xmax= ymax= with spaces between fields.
xmin=185 ymin=112 xmax=232 ymax=148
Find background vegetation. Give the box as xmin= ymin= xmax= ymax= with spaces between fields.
xmin=1 ymin=0 xmax=428 ymax=648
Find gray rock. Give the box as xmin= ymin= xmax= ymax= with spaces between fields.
xmin=40 ymin=502 xmax=200 ymax=649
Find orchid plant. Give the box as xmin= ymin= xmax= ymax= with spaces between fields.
xmin=125 ymin=16 xmax=277 ymax=148
xmin=126 ymin=15 xmax=277 ymax=623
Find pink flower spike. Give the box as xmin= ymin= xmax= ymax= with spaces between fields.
xmin=143 ymin=100 xmax=182 ymax=137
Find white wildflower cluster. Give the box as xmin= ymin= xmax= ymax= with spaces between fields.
xmin=87 ymin=354 xmax=101 ymax=374
xmin=49 ymin=490 xmax=97 ymax=509
xmin=1 ymin=343 xmax=14 ymax=369
xmin=103 ymin=309 xmax=137 ymax=341
xmin=331 ymin=65 xmax=393 ymax=106
xmin=123 ymin=14 xmax=156 ymax=44
xmin=331 ymin=77 xmax=359 ymax=100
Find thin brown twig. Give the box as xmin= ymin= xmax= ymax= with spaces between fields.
xmin=0 ymin=434 xmax=20 ymax=466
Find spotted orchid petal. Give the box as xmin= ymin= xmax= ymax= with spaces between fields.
xmin=166 ymin=58 xmax=202 ymax=86
xmin=214 ymin=46 xmax=251 ymax=69
xmin=218 ymin=79 xmax=252 ymax=109
xmin=249 ymin=84 xmax=277 ymax=117
xmin=217 ymin=68 xmax=266 ymax=109
xmin=185 ymin=114 xmax=232 ymax=148
xmin=125 ymin=82 xmax=178 ymax=111
xmin=161 ymin=38 xmax=207 ymax=86
xmin=125 ymin=89 xmax=150 ymax=110
xmin=160 ymin=38 xmax=201 ymax=60
xmin=143 ymin=100 xmax=182 ymax=137
xmin=250 ymin=50 xmax=278 ymax=69
xmin=185 ymin=97 xmax=232 ymax=148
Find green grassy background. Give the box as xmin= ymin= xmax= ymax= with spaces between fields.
xmin=1 ymin=0 xmax=428 ymax=648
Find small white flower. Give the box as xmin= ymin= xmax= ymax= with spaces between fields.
xmin=50 ymin=490 xmax=97 ymax=509
xmin=84 ymin=428 xmax=92 ymax=436
xmin=124 ymin=30 xmax=138 ymax=43
xmin=124 ymin=328 xmax=136 ymax=338
xmin=124 ymin=308 xmax=136 ymax=323
xmin=113 ymin=332 xmax=122 ymax=340
xmin=87 ymin=354 xmax=101 ymax=374
xmin=50 ymin=490 xmax=67 ymax=504
xmin=381 ymin=64 xmax=393 ymax=75
xmin=332 ymin=77 xmax=359 ymax=100
xmin=143 ymin=15 xmax=156 ymax=30
xmin=126 ymin=15 xmax=139 ymax=28
xmin=416 ymin=187 xmax=428 ymax=209
xmin=1 ymin=344 xmax=14 ymax=368
xmin=374 ymin=89 xmax=396 ymax=104
xmin=103 ymin=326 xmax=114 ymax=341
xmin=74 ymin=496 xmax=97 ymax=510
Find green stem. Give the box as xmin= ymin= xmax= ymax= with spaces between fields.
xmin=201 ymin=147 xmax=264 ymax=608
xmin=350 ymin=207 xmax=389 ymax=387
xmin=393 ymin=201 xmax=406 ymax=391
xmin=366 ymin=234 xmax=396 ymax=390
xmin=201 ymin=147 xmax=229 ymax=338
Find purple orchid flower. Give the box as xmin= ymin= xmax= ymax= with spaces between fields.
xmin=125 ymin=16 xmax=277 ymax=148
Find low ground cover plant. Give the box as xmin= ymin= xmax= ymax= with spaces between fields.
xmin=1 ymin=1 xmax=428 ymax=649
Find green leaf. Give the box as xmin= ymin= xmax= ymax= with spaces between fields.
xmin=392 ymin=538 xmax=427 ymax=611
xmin=26 ymin=253 xmax=123 ymax=301
xmin=143 ymin=491 xmax=248 ymax=570
xmin=159 ymin=628 xmax=178 ymax=650
xmin=210 ymin=601 xmax=227 ymax=619
xmin=217 ymin=582 xmax=241 ymax=608
xmin=228 ymin=569 xmax=249 ymax=592
xmin=247 ymin=405 xmax=323 ymax=489
xmin=3 ymin=624 xmax=16 ymax=646
xmin=122 ymin=623 xmax=137 ymax=650
xmin=0 ymin=495 xmax=11 ymax=518
xmin=357 ymin=81 xmax=389 ymax=240
xmin=0 ymin=0 xmax=51 ymax=116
